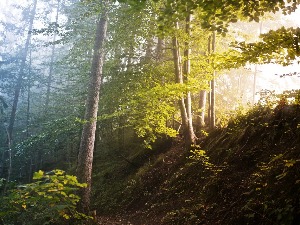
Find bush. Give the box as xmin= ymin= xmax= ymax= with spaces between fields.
xmin=0 ymin=170 xmax=90 ymax=225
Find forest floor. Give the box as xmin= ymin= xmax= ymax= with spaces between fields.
xmin=94 ymin=104 xmax=300 ymax=225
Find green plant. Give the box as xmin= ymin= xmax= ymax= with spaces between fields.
xmin=189 ymin=148 xmax=223 ymax=173
xmin=0 ymin=170 xmax=90 ymax=225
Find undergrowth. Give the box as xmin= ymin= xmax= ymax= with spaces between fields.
xmin=92 ymin=92 xmax=300 ymax=225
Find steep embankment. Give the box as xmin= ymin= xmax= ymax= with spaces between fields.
xmin=96 ymin=105 xmax=300 ymax=225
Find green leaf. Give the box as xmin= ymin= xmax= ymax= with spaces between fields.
xmin=33 ymin=170 xmax=44 ymax=180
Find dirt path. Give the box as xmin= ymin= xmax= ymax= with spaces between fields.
xmin=97 ymin=216 xmax=135 ymax=225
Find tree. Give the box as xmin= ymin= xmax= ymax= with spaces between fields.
xmin=44 ymin=0 xmax=61 ymax=113
xmin=7 ymin=0 xmax=37 ymax=143
xmin=231 ymin=27 xmax=300 ymax=66
xmin=76 ymin=0 xmax=109 ymax=213
xmin=209 ymin=31 xmax=216 ymax=130
xmin=171 ymin=15 xmax=197 ymax=146
xmin=183 ymin=14 xmax=197 ymax=144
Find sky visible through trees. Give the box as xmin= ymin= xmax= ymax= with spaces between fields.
xmin=1 ymin=0 xmax=300 ymax=100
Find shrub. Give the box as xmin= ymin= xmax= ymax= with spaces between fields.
xmin=0 ymin=170 xmax=90 ymax=225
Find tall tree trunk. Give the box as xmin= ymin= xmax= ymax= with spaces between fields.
xmin=26 ymin=49 xmax=32 ymax=138
xmin=172 ymin=20 xmax=195 ymax=148
xmin=145 ymin=38 xmax=153 ymax=60
xmin=8 ymin=0 xmax=37 ymax=142
xmin=3 ymin=124 xmax=11 ymax=192
xmin=77 ymin=2 xmax=108 ymax=213
xmin=197 ymin=90 xmax=207 ymax=130
xmin=26 ymin=50 xmax=32 ymax=182
xmin=45 ymin=0 xmax=60 ymax=113
xmin=209 ymin=31 xmax=216 ymax=130
xmin=0 ymin=146 xmax=5 ymax=178
xmin=197 ymin=36 xmax=211 ymax=132
xmin=156 ymin=37 xmax=164 ymax=61
xmin=4 ymin=0 xmax=37 ymax=181
xmin=183 ymin=14 xmax=196 ymax=145
xmin=172 ymin=25 xmax=188 ymax=131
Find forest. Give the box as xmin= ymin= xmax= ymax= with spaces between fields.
xmin=0 ymin=0 xmax=300 ymax=224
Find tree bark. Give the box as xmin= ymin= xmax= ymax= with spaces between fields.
xmin=7 ymin=0 xmax=37 ymax=143
xmin=172 ymin=30 xmax=188 ymax=131
xmin=156 ymin=37 xmax=164 ymax=61
xmin=3 ymin=124 xmax=11 ymax=192
xmin=76 ymin=1 xmax=108 ymax=213
xmin=172 ymin=18 xmax=196 ymax=148
xmin=45 ymin=0 xmax=60 ymax=113
xmin=183 ymin=14 xmax=196 ymax=146
xmin=197 ymin=90 xmax=207 ymax=129
xmin=26 ymin=48 xmax=32 ymax=138
xmin=145 ymin=38 xmax=153 ymax=60
xmin=209 ymin=31 xmax=216 ymax=130
xmin=3 ymin=0 xmax=37 ymax=181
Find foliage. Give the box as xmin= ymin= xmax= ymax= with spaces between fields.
xmin=189 ymin=149 xmax=216 ymax=172
xmin=0 ymin=170 xmax=90 ymax=225
xmin=150 ymin=0 xmax=300 ymax=35
xmin=11 ymin=117 xmax=81 ymax=181
xmin=2 ymin=0 xmax=300 ymax=223
xmin=231 ymin=27 xmax=300 ymax=66
xmin=242 ymin=152 xmax=300 ymax=225
xmin=77 ymin=91 xmax=300 ymax=224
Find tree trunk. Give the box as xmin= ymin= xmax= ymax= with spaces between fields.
xmin=183 ymin=14 xmax=196 ymax=146
xmin=156 ymin=38 xmax=164 ymax=61
xmin=209 ymin=31 xmax=216 ymax=130
xmin=197 ymin=90 xmax=207 ymax=130
xmin=77 ymin=2 xmax=108 ymax=213
xmin=0 ymin=146 xmax=5 ymax=178
xmin=172 ymin=19 xmax=196 ymax=148
xmin=26 ymin=49 xmax=32 ymax=138
xmin=3 ymin=124 xmax=11 ymax=192
xmin=172 ymin=29 xmax=188 ymax=130
xmin=145 ymin=38 xmax=153 ymax=60
xmin=45 ymin=0 xmax=60 ymax=113
xmin=7 ymin=0 xmax=37 ymax=143
xmin=4 ymin=0 xmax=37 ymax=181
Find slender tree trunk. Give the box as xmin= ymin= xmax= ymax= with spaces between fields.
xmin=207 ymin=35 xmax=212 ymax=123
xmin=145 ymin=38 xmax=153 ymax=60
xmin=117 ymin=45 xmax=134 ymax=151
xmin=210 ymin=73 xmax=216 ymax=129
xmin=8 ymin=0 xmax=37 ymax=142
xmin=0 ymin=147 xmax=5 ymax=178
xmin=172 ymin=19 xmax=196 ymax=147
xmin=209 ymin=31 xmax=216 ymax=130
xmin=4 ymin=0 xmax=37 ymax=181
xmin=197 ymin=90 xmax=207 ymax=130
xmin=172 ymin=27 xmax=188 ymax=130
xmin=156 ymin=38 xmax=164 ymax=61
xmin=127 ymin=44 xmax=134 ymax=69
xmin=26 ymin=50 xmax=32 ymax=183
xmin=3 ymin=125 xmax=11 ymax=192
xmin=77 ymin=2 xmax=108 ymax=213
xmin=197 ymin=37 xmax=210 ymax=132
xmin=28 ymin=157 xmax=33 ymax=183
xmin=156 ymin=38 xmax=167 ymax=86
xmin=45 ymin=0 xmax=60 ymax=113
xmin=26 ymin=49 xmax=32 ymax=138
xmin=183 ymin=14 xmax=196 ymax=145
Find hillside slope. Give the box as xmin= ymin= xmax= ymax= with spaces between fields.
xmin=95 ymin=104 xmax=300 ymax=225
